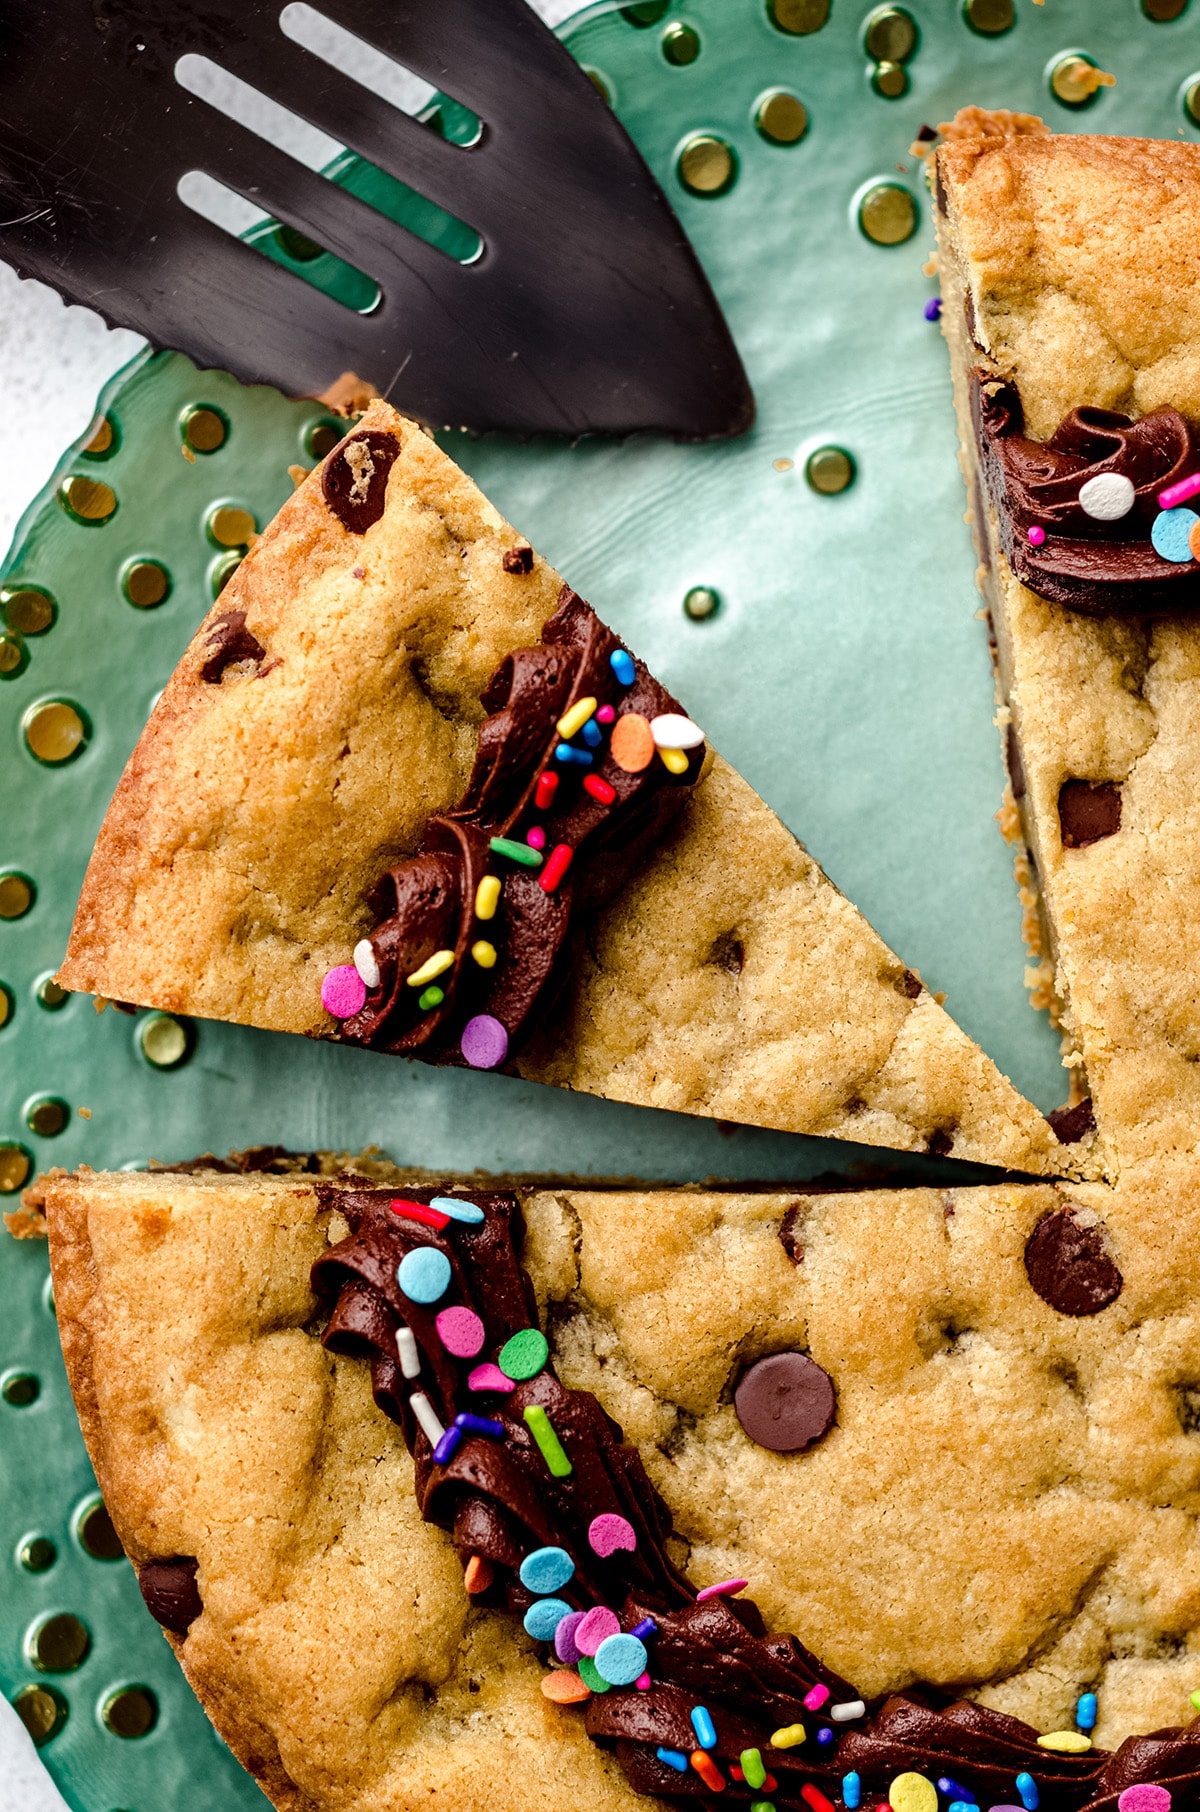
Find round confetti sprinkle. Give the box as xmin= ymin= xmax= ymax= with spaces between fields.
xmin=1152 ymin=507 xmax=1199 ymax=563
xmin=594 ymin=1633 xmax=648 ymax=1686
xmin=321 ymin=965 xmax=366 ymax=1019
xmin=468 ymin=1362 xmax=515 ymax=1393
xmin=1028 ymin=525 xmax=1046 ymax=546
xmin=1189 ymin=519 xmax=1200 ymax=563
xmin=1038 ymin=1731 xmax=1091 ymax=1753
xmin=610 ymin=713 xmax=655 ymax=772
xmin=519 ymin=1546 xmax=575 ymax=1595
xmin=523 ymin=1597 xmax=571 ymax=1642
xmin=430 ymin=1196 xmax=486 ymax=1223
xmin=555 ymin=1609 xmax=587 ymax=1664
xmin=498 ymin=1327 xmax=549 ymax=1381
xmin=650 ymin=712 xmax=704 ymax=750
xmin=461 ymin=1013 xmax=509 ymax=1069
xmin=588 ymin=1513 xmax=637 ymax=1558
xmin=353 ymin=939 xmax=380 ymax=988
xmin=542 ymin=1668 xmax=592 ymax=1704
xmin=1117 ymin=1788 xmax=1172 ymax=1812
xmin=577 ymin=1654 xmax=611 ymax=1694
xmin=1078 ymin=473 xmax=1135 ymax=521
xmin=397 ymin=1247 xmax=452 ymax=1305
xmin=888 ymin=1773 xmax=938 ymax=1812
xmin=435 ymin=1307 xmax=485 ymax=1358
xmin=574 ymin=1606 xmax=620 ymax=1656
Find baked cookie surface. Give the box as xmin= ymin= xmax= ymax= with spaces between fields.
xmin=53 ymin=400 xmax=1067 ymax=1175
xmin=35 ymin=1160 xmax=1200 ymax=1810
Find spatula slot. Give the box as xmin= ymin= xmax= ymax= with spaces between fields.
xmin=279 ymin=4 xmax=482 ymax=146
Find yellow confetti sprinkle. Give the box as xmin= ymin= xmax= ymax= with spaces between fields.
xmin=888 ymin=1773 xmax=938 ymax=1812
xmin=556 ymin=696 xmax=598 ymax=740
xmin=407 ymin=949 xmax=455 ymax=988
xmin=475 ymin=876 xmax=501 ymax=921
xmin=1038 ymin=1731 xmax=1091 ymax=1754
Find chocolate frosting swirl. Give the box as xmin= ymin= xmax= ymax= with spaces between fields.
xmin=972 ymin=370 xmax=1200 ymax=616
xmin=310 ymin=1185 xmax=1196 ymax=1809
xmin=334 ymin=589 xmax=704 ymax=1064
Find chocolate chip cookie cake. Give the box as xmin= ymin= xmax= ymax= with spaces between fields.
xmin=26 ymin=1156 xmax=1200 ymax=1812
xmin=54 ymin=401 xmax=1067 ymax=1175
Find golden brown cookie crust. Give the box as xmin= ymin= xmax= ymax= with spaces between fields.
xmin=54 ymin=405 xmax=1062 ymax=1173
xmin=41 ymin=1161 xmax=1200 ymax=1810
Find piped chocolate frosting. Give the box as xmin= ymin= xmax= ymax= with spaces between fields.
xmin=311 ymin=1184 xmax=1192 ymax=1810
xmin=972 ymin=371 xmax=1200 ymax=616
xmin=331 ymin=588 xmax=704 ymax=1068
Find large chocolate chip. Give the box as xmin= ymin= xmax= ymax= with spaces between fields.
xmin=137 ymin=1556 xmax=202 ymax=1634
xmin=200 ymin=610 xmax=265 ymax=683
xmin=1024 ymin=1208 xmax=1123 ymax=1317
xmin=1058 ymin=779 xmax=1121 ymax=849
xmin=734 ymin=1352 xmax=836 ymax=1453
xmin=1046 ymin=1097 xmax=1095 ymax=1145
xmin=502 ymin=544 xmax=534 ymax=575
xmin=778 ymin=1205 xmax=804 ymax=1265
xmin=321 ymin=429 xmax=400 ymax=533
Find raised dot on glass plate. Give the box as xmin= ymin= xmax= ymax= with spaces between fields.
xmin=768 ymin=0 xmax=830 ymax=32
xmin=677 ymin=134 xmax=737 ymax=197
xmin=81 ymin=415 xmax=118 ymax=459
xmin=210 ymin=551 xmax=244 ymax=597
xmin=59 ymin=475 xmax=117 ymax=524
xmin=684 ymin=586 xmax=721 ymax=622
xmin=662 ymin=23 xmax=700 ymax=63
xmin=25 ymin=1096 xmax=69 ymax=1138
xmin=76 ymin=1498 xmax=124 ymax=1561
xmin=755 ymin=90 xmax=808 ymax=144
xmin=19 ymin=1536 xmax=57 ymax=1573
xmin=619 ymin=0 xmax=667 ymax=24
xmin=122 ymin=559 xmax=171 ymax=609
xmin=864 ymin=5 xmax=918 ymax=60
xmin=29 ymin=1613 xmax=90 ymax=1673
xmin=1144 ymin=0 xmax=1188 ymax=16
xmin=2 ymin=1371 xmax=39 ymax=1406
xmin=102 ymin=1685 xmax=158 ymax=1738
xmin=181 ymin=404 xmax=228 ymax=453
xmin=0 ymin=634 xmax=26 ymax=679
xmin=207 ymin=504 xmax=257 ymax=549
xmin=962 ymin=0 xmax=1014 ymax=31
xmin=36 ymin=975 xmax=69 ymax=1010
xmin=24 ymin=700 xmax=89 ymax=765
xmin=138 ymin=1012 xmax=192 ymax=1069
xmin=305 ymin=420 xmax=344 ymax=461
xmin=0 ymin=982 xmax=12 ymax=1029
xmin=12 ymin=1683 xmax=67 ymax=1746
xmin=0 ymin=873 xmax=34 ymax=919
xmin=0 ymin=1144 xmax=33 ymax=1193
xmin=858 ymin=181 xmax=918 ymax=244
xmin=805 ymin=446 xmax=856 ymax=494
xmin=1 ymin=586 xmax=56 ymax=635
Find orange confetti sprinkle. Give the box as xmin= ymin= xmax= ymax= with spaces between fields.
xmin=541 ymin=1669 xmax=592 ymax=1704
xmin=464 ymin=1555 xmax=494 ymax=1595
xmin=610 ymin=712 xmax=655 ymax=773
xmin=1188 ymin=519 xmax=1200 ymax=563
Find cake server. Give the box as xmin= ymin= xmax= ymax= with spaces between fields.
xmin=0 ymin=0 xmax=753 ymax=438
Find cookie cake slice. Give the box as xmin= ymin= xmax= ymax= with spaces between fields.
xmin=56 ymin=402 xmax=1066 ymax=1174
xmin=26 ymin=1154 xmax=1200 ymax=1810
xmin=934 ymin=120 xmax=1200 ymax=1180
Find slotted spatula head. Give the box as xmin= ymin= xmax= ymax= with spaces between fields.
xmin=0 ymin=0 xmax=753 ymax=439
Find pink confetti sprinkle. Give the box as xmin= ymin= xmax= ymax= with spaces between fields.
xmin=1027 ymin=525 xmax=1046 ymax=546
xmin=467 ymin=1363 xmax=515 ymax=1393
xmin=635 ymin=1672 xmax=651 ymax=1691
xmin=1118 ymin=1788 xmax=1172 ymax=1812
xmin=804 ymin=1683 xmax=830 ymax=1711
xmin=695 ymin=1578 xmax=748 ymax=1603
xmin=526 ymin=825 xmax=547 ymax=850
xmin=461 ymin=1014 xmax=509 ymax=1070
xmin=321 ymin=964 xmax=366 ymax=1019
xmin=574 ymin=1606 xmax=620 ymax=1657
xmin=588 ymin=1513 xmax=637 ymax=1558
xmin=596 ymin=704 xmax=616 ymax=724
xmin=1159 ymin=472 xmax=1200 ymax=511
xmin=555 ymin=1609 xmax=587 ymax=1665
xmin=436 ymin=1307 xmax=485 ymax=1359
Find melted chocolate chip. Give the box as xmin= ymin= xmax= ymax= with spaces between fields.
xmin=321 ymin=429 xmax=400 ymax=534
xmin=502 ymin=544 xmax=534 ymax=575
xmin=1046 ymin=1097 xmax=1096 ymax=1145
xmin=1059 ymin=779 xmax=1122 ymax=849
xmin=200 ymin=611 xmax=266 ymax=684
xmin=734 ymin=1352 xmax=836 ymax=1453
xmin=137 ymin=1556 xmax=202 ymax=1634
xmin=1006 ymin=723 xmax=1026 ymax=800
xmin=1024 ymin=1208 xmax=1124 ymax=1317
xmin=934 ymin=152 xmax=948 ymax=215
xmin=778 ymin=1205 xmax=804 ymax=1265
xmin=927 ymin=1128 xmax=954 ymax=1158
xmin=899 ymin=969 xmax=922 ymax=1000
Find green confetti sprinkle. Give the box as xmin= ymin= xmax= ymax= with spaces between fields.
xmin=499 ymin=1327 xmax=549 ymax=1381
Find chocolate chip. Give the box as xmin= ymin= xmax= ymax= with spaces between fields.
xmin=1058 ymin=779 xmax=1121 ymax=849
xmin=200 ymin=610 xmax=265 ymax=684
xmin=321 ymin=429 xmax=400 ymax=534
xmin=778 ymin=1205 xmax=804 ymax=1265
xmin=934 ymin=152 xmax=948 ymax=215
xmin=899 ymin=969 xmax=922 ymax=1000
xmin=734 ymin=1352 xmax=836 ymax=1453
xmin=1046 ymin=1097 xmax=1095 ymax=1144
xmin=964 ymin=287 xmax=978 ymax=346
xmin=1024 ymin=1208 xmax=1123 ymax=1317
xmin=137 ymin=1557 xmax=202 ymax=1634
xmin=502 ymin=544 xmax=534 ymax=575
xmin=927 ymin=1128 xmax=954 ymax=1158
xmin=1006 ymin=723 xmax=1025 ymax=800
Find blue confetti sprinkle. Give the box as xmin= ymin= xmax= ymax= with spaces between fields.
xmin=843 ymin=1771 xmax=862 ymax=1810
xmin=1151 ymin=506 xmax=1199 ymax=563
xmin=595 ymin=1633 xmax=649 ymax=1686
xmin=1076 ymin=1691 xmax=1097 ymax=1732
xmin=522 ymin=1597 xmax=571 ymax=1642
xmin=656 ymin=1748 xmax=689 ymax=1773
xmin=1016 ymin=1773 xmax=1040 ymax=1811
xmin=610 ymin=648 xmax=636 ymax=687
xmin=690 ymin=1705 xmax=717 ymax=1750
xmin=429 ymin=1196 xmax=485 ymax=1223
xmin=397 ymin=1246 xmax=451 ymax=1304
xmin=517 ymin=1546 xmax=575 ymax=1595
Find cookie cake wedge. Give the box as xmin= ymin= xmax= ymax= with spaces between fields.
xmin=56 ymin=401 xmax=1067 ymax=1174
xmin=27 ymin=1153 xmax=1200 ymax=1811
xmin=934 ymin=119 xmax=1200 ymax=1180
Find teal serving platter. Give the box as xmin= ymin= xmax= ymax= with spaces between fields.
xmin=5 ymin=1 xmax=1200 ymax=1805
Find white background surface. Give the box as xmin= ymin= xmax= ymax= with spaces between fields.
xmin=0 ymin=4 xmax=578 ymax=1805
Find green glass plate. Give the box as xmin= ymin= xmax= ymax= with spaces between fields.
xmin=5 ymin=1 xmax=1200 ymax=1805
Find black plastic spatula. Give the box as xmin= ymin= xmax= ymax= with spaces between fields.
xmin=0 ymin=0 xmax=753 ymax=439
